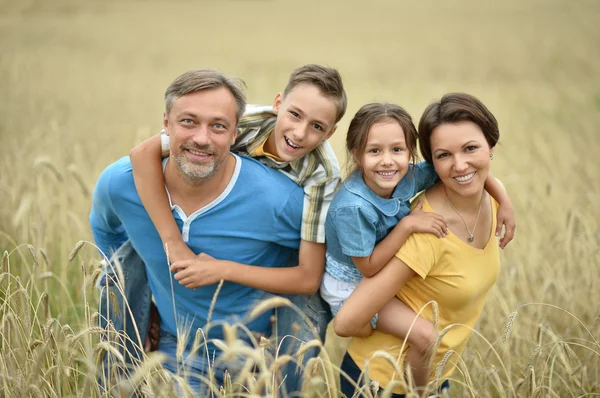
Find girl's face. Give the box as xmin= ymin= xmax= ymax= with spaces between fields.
xmin=357 ymin=119 xmax=410 ymax=198
xmin=430 ymin=121 xmax=494 ymax=199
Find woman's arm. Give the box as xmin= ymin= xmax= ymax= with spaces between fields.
xmin=333 ymin=256 xmax=417 ymax=337
xmin=352 ymin=202 xmax=447 ymax=277
xmin=171 ymin=240 xmax=325 ymax=294
xmin=130 ymin=135 xmax=195 ymax=263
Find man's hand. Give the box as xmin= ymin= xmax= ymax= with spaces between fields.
xmin=144 ymin=302 xmax=161 ymax=352
xmin=495 ymin=202 xmax=516 ymax=249
xmin=170 ymin=253 xmax=227 ymax=289
xmin=163 ymin=238 xmax=197 ymax=264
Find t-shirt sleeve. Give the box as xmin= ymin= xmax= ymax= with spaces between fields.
xmin=333 ymin=206 xmax=377 ymax=258
xmin=89 ymin=164 xmax=129 ymax=259
xmin=395 ymin=233 xmax=436 ymax=279
xmin=273 ymin=186 xmax=304 ymax=250
xmin=160 ymin=131 xmax=170 ymax=158
xmin=413 ymin=161 xmax=439 ymax=193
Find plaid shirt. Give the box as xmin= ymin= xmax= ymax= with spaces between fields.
xmin=161 ymin=104 xmax=341 ymax=243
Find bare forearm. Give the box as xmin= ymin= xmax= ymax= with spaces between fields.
xmin=222 ymin=261 xmax=322 ymax=294
xmin=130 ymin=135 xmax=182 ymax=244
xmin=484 ymin=174 xmax=510 ymax=206
xmin=355 ymin=218 xmax=412 ymax=277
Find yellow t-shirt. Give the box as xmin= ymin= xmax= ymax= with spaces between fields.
xmin=253 ymin=134 xmax=283 ymax=162
xmin=347 ymin=193 xmax=501 ymax=394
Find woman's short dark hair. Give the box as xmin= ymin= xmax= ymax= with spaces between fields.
xmin=418 ymin=93 xmax=499 ymax=163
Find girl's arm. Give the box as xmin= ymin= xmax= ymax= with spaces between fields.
xmin=333 ymin=255 xmax=417 ymax=336
xmin=352 ymin=202 xmax=447 ymax=278
xmin=484 ymin=175 xmax=516 ymax=249
xmin=130 ymin=135 xmax=196 ymax=263
xmin=170 ymin=240 xmax=325 ymax=294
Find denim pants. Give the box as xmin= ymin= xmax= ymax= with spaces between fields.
xmin=97 ymin=241 xmax=331 ymax=395
xmin=339 ymin=352 xmax=450 ymax=398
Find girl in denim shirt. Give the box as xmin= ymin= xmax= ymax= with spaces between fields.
xmin=322 ymin=103 xmax=514 ymax=387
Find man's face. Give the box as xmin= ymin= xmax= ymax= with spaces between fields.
xmin=266 ymin=83 xmax=338 ymax=162
xmin=164 ymin=87 xmax=238 ymax=183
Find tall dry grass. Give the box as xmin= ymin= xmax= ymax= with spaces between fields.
xmin=1 ymin=0 xmax=599 ymax=396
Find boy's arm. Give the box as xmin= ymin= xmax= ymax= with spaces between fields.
xmin=130 ymin=134 xmax=195 ymax=263
xmin=483 ymin=174 xmax=516 ymax=249
xmin=171 ymin=240 xmax=325 ymax=294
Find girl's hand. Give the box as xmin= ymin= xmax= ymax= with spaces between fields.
xmin=495 ymin=203 xmax=516 ymax=249
xmin=406 ymin=200 xmax=448 ymax=238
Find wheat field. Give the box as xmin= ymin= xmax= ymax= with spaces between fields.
xmin=1 ymin=0 xmax=599 ymax=396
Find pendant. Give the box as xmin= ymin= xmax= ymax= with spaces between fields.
xmin=468 ymin=234 xmax=474 ymax=242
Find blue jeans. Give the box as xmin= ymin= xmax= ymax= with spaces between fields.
xmin=339 ymin=352 xmax=450 ymax=398
xmin=97 ymin=241 xmax=331 ymax=395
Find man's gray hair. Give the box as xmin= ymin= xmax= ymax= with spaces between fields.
xmin=164 ymin=69 xmax=247 ymax=122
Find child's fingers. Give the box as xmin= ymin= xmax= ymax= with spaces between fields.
xmin=495 ymin=218 xmax=503 ymax=237
xmin=170 ymin=261 xmax=190 ymax=272
xmin=501 ymin=223 xmax=516 ymax=248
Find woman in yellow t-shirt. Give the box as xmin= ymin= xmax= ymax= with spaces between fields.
xmin=333 ymin=93 xmax=508 ymax=397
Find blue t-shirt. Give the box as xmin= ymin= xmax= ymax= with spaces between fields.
xmin=324 ymin=162 xmax=438 ymax=283
xmin=90 ymin=154 xmax=304 ymax=342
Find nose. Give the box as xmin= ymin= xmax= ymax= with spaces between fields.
xmin=381 ymin=150 xmax=393 ymax=165
xmin=453 ymin=154 xmax=468 ymax=173
xmin=291 ymin=123 xmax=309 ymax=142
xmin=192 ymin=125 xmax=211 ymax=146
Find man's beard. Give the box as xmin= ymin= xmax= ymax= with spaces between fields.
xmin=173 ymin=143 xmax=224 ymax=184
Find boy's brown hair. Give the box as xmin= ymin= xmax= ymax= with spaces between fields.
xmin=418 ymin=93 xmax=499 ymax=163
xmin=283 ymin=64 xmax=347 ymax=124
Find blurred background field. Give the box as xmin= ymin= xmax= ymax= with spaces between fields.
xmin=1 ymin=0 xmax=599 ymax=396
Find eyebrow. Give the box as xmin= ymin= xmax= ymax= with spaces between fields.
xmin=178 ymin=112 xmax=231 ymax=124
xmin=433 ymin=140 xmax=480 ymax=154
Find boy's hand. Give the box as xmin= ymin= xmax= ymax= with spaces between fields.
xmin=164 ymin=239 xmax=196 ymax=264
xmin=406 ymin=201 xmax=448 ymax=238
xmin=170 ymin=253 xmax=227 ymax=289
xmin=495 ymin=203 xmax=516 ymax=249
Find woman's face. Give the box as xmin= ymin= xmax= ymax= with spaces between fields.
xmin=430 ymin=121 xmax=494 ymax=198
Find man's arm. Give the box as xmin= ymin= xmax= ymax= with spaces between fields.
xmin=89 ymin=162 xmax=128 ymax=257
xmin=171 ymin=240 xmax=325 ymax=294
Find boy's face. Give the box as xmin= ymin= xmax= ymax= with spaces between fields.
xmin=266 ymin=83 xmax=338 ymax=162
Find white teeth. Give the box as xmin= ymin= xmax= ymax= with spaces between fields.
xmin=188 ymin=149 xmax=210 ymax=156
xmin=284 ymin=136 xmax=301 ymax=149
xmin=454 ymin=172 xmax=475 ymax=182
xmin=377 ymin=171 xmax=397 ymax=176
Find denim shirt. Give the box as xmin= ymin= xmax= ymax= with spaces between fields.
xmin=324 ymin=162 xmax=438 ymax=283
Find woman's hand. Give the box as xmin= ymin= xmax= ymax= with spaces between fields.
xmin=406 ymin=200 xmax=448 ymax=238
xmin=495 ymin=202 xmax=516 ymax=249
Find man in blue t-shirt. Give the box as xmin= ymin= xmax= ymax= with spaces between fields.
xmin=90 ymin=69 xmax=305 ymax=393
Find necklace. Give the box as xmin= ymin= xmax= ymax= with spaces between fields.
xmin=444 ymin=186 xmax=484 ymax=242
